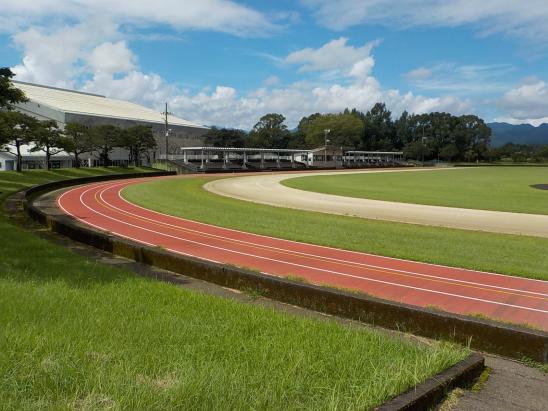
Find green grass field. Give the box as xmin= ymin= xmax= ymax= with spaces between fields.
xmin=282 ymin=167 xmax=548 ymax=215
xmin=123 ymin=177 xmax=548 ymax=280
xmin=0 ymin=169 xmax=468 ymax=410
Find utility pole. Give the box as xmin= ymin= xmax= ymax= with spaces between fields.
xmin=324 ymin=129 xmax=330 ymax=167
xmin=421 ymin=124 xmax=426 ymax=165
xmin=161 ymin=102 xmax=173 ymax=162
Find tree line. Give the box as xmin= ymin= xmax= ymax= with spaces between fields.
xmin=205 ymin=104 xmax=494 ymax=162
xmin=0 ymin=68 xmax=156 ymax=171
xmin=487 ymin=143 xmax=548 ymax=163
xmin=0 ymin=111 xmax=157 ymax=171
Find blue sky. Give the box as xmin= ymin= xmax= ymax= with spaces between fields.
xmin=1 ymin=0 xmax=548 ymax=129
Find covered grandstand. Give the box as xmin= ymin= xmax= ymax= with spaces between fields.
xmin=170 ymin=146 xmax=404 ymax=172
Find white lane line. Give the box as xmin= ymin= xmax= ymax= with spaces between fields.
xmin=117 ymin=177 xmax=548 ymax=285
xmin=58 ymin=183 xmax=548 ymax=315
xmin=99 ymin=182 xmax=548 ymax=298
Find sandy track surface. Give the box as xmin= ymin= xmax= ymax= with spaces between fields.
xmin=204 ymin=169 xmax=548 ymax=238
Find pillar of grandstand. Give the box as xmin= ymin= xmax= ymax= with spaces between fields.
xmin=175 ymin=147 xmax=310 ymax=172
xmin=344 ymin=151 xmax=404 ymax=167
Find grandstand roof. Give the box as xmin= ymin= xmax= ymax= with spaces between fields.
xmin=14 ymin=81 xmax=206 ymax=129
xmin=181 ymin=146 xmax=309 ymax=153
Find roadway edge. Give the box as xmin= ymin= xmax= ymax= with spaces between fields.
xmin=14 ymin=173 xmax=548 ymax=365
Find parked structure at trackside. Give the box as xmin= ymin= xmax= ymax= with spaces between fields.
xmin=0 ymin=144 xmax=72 ymax=171
xmin=168 ymin=146 xmax=404 ymax=172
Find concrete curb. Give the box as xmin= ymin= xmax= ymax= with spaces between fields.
xmin=376 ymin=353 xmax=485 ymax=410
xmin=20 ymin=174 xmax=548 ymax=364
xmin=23 ymin=170 xmax=175 ymax=200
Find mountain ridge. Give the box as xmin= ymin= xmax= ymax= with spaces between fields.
xmin=488 ymin=122 xmax=548 ymax=147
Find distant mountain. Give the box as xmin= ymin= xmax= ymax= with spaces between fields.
xmin=488 ymin=122 xmax=548 ymax=147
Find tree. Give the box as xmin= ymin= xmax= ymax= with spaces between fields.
xmin=362 ymin=103 xmax=394 ymax=150
xmin=247 ymin=113 xmax=291 ymax=148
xmin=453 ymin=115 xmax=491 ymax=161
xmin=90 ymin=125 xmax=122 ymax=167
xmin=0 ymin=111 xmax=37 ymax=171
xmin=439 ymin=143 xmax=459 ymax=162
xmin=0 ymin=67 xmax=27 ymax=110
xmin=535 ymin=145 xmax=548 ymax=162
xmin=118 ymin=125 xmax=157 ymax=166
xmin=203 ymin=127 xmax=247 ymax=147
xmin=61 ymin=122 xmax=94 ymax=168
xmin=31 ymin=120 xmax=64 ymax=169
xmin=393 ymin=110 xmax=412 ymax=149
xmin=403 ymin=139 xmax=433 ymax=162
xmin=0 ymin=113 xmax=9 ymax=149
xmin=300 ymin=112 xmax=363 ymax=148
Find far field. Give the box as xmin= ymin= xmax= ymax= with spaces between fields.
xmin=0 ymin=169 xmax=467 ymax=410
xmin=123 ymin=177 xmax=548 ymax=280
xmin=282 ymin=167 xmax=548 ymax=215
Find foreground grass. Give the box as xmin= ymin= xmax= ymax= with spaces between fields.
xmin=0 ymin=169 xmax=468 ymax=410
xmin=123 ymin=177 xmax=548 ymax=280
xmin=282 ymin=167 xmax=548 ymax=215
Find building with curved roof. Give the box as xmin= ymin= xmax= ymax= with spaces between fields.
xmin=11 ymin=81 xmax=208 ymax=165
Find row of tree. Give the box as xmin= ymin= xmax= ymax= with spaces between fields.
xmin=0 ymin=111 xmax=157 ymax=170
xmin=487 ymin=143 xmax=548 ymax=163
xmin=204 ymin=104 xmax=493 ymax=162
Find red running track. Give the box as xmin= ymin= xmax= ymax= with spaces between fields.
xmin=57 ymin=177 xmax=548 ymax=330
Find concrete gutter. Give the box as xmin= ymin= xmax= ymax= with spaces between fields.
xmin=376 ymin=352 xmax=484 ymax=410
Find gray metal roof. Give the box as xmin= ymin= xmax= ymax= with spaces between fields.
xmin=15 ymin=81 xmax=207 ymax=129
xmin=181 ymin=147 xmax=403 ymax=155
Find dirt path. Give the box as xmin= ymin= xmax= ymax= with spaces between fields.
xmin=205 ymin=169 xmax=548 ymax=238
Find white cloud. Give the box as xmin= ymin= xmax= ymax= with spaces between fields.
xmin=302 ymin=0 xmax=548 ymax=42
xmin=498 ymin=79 xmax=548 ymax=124
xmin=87 ymin=41 xmax=136 ymax=75
xmin=12 ymin=20 xmax=119 ymax=88
xmin=404 ymin=67 xmax=433 ymax=81
xmin=263 ymin=75 xmax=280 ymax=86
xmin=11 ymin=25 xmax=474 ymax=130
xmin=4 ymin=1 xmax=476 ymax=131
xmin=86 ymin=65 xmax=469 ymax=130
xmin=0 ymin=0 xmax=277 ymax=37
xmin=285 ymin=37 xmax=380 ymax=73
xmin=404 ymin=63 xmax=515 ymax=94
xmin=6 ymin=0 xmax=277 ymax=89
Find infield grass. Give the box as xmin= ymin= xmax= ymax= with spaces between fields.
xmin=123 ymin=177 xmax=548 ymax=280
xmin=0 ymin=169 xmax=468 ymax=410
xmin=282 ymin=167 xmax=548 ymax=215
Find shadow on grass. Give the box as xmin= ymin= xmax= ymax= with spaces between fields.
xmin=0 ymin=167 xmax=156 ymax=288
xmin=0 ymin=219 xmax=137 ymax=288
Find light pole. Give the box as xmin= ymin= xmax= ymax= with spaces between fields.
xmin=324 ymin=129 xmax=331 ymax=166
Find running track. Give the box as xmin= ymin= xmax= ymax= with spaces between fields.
xmin=56 ymin=177 xmax=548 ymax=331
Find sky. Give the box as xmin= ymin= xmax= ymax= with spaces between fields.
xmin=1 ymin=0 xmax=548 ymax=129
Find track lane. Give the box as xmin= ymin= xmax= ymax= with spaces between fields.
xmin=57 ymin=178 xmax=548 ymax=330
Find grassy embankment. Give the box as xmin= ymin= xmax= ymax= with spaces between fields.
xmin=283 ymin=167 xmax=548 ymax=215
xmin=123 ymin=176 xmax=548 ymax=280
xmin=0 ymin=168 xmax=468 ymax=410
